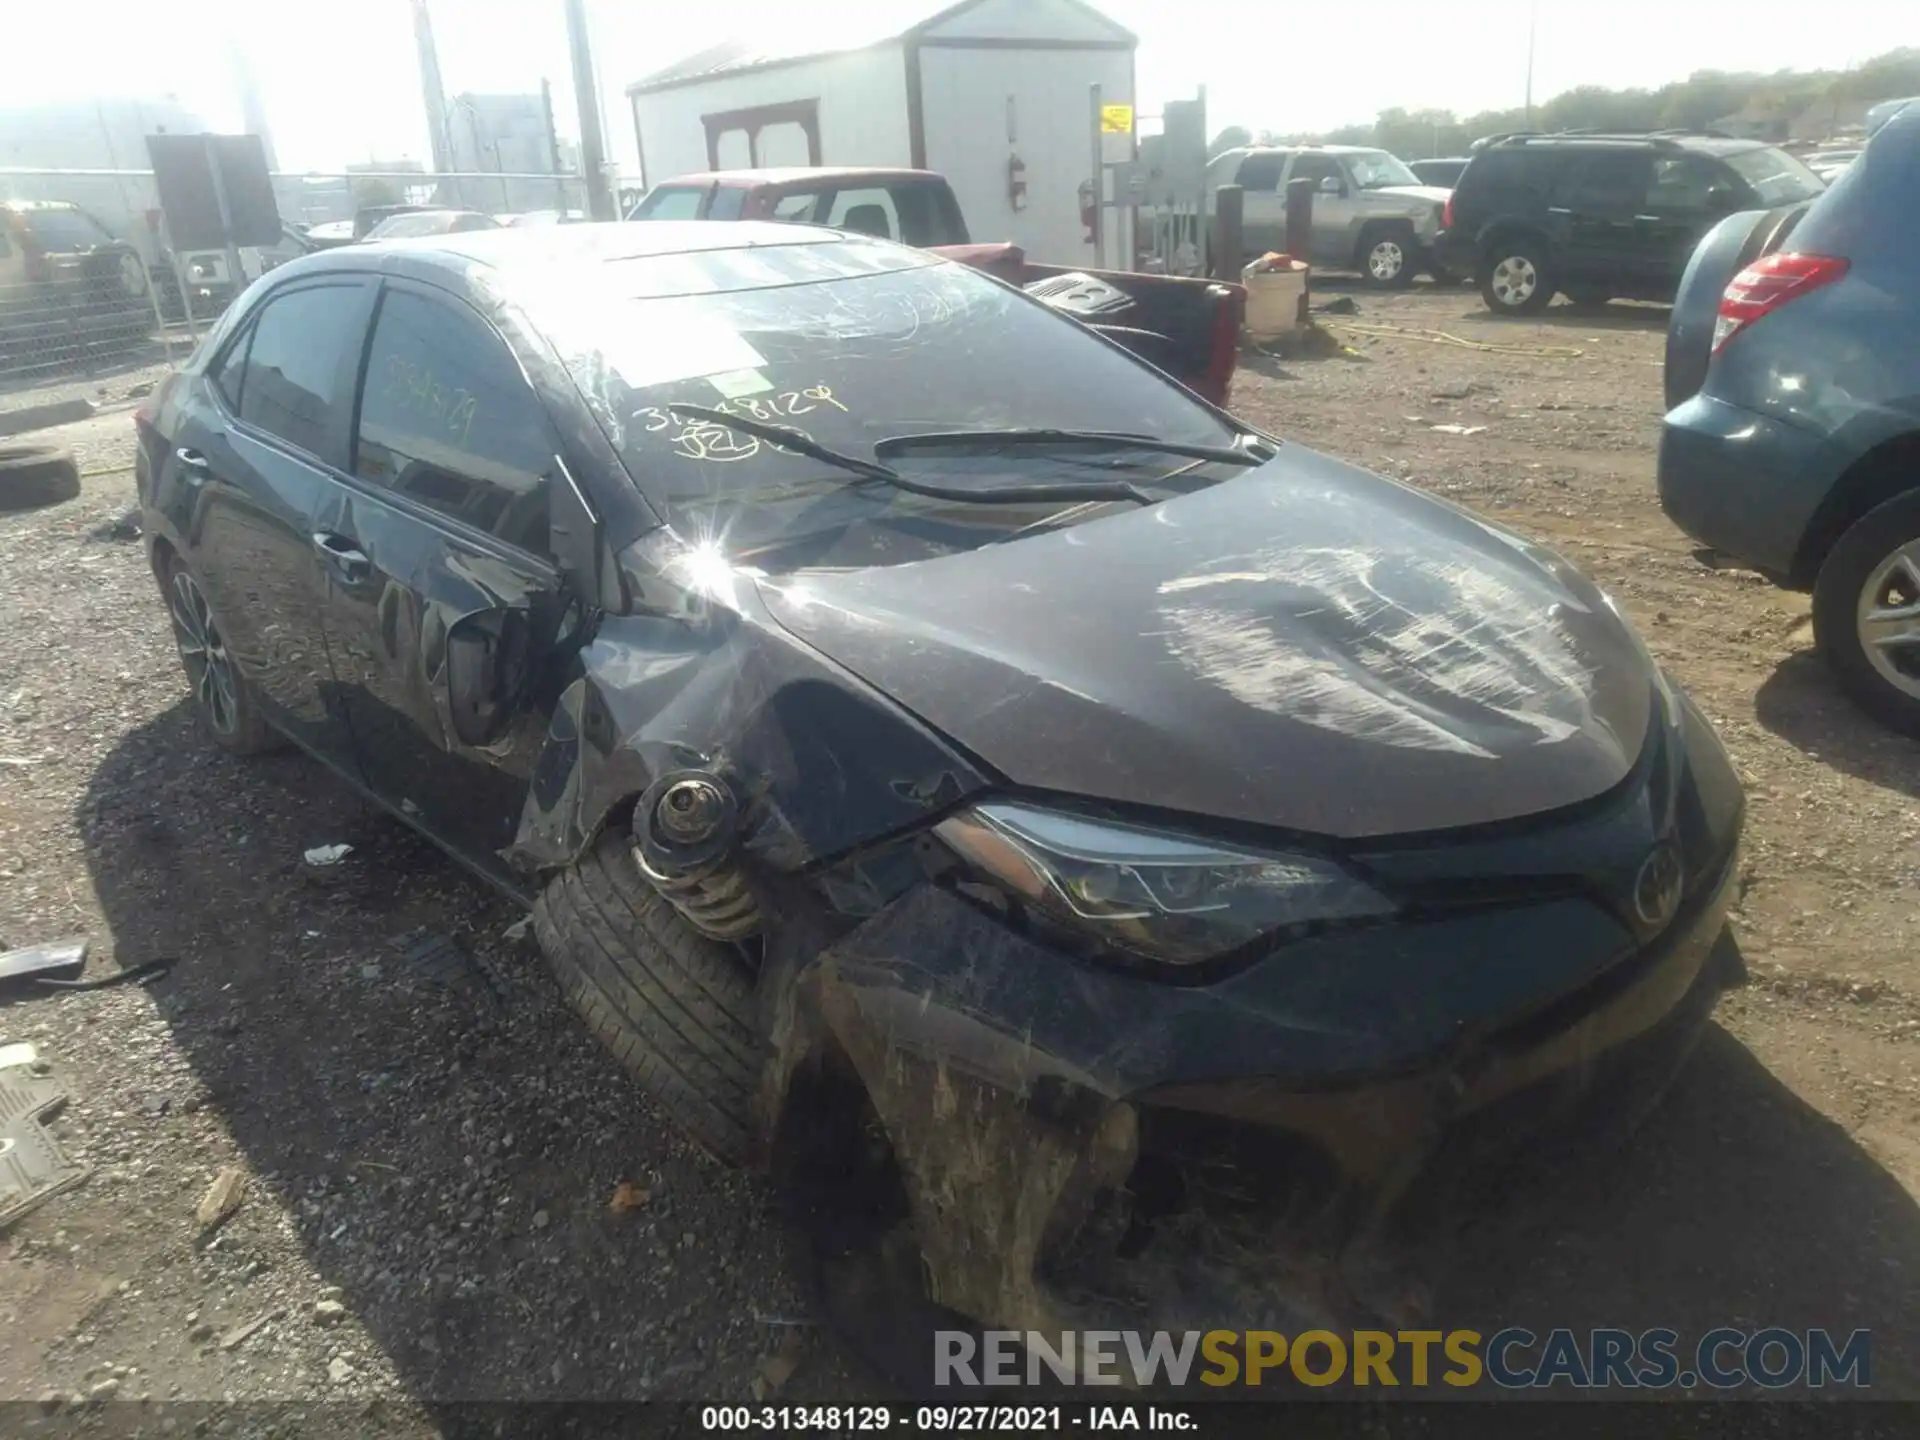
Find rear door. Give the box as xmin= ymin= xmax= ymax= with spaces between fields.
xmin=159 ymin=279 xmax=375 ymax=770
xmin=1229 ymin=152 xmax=1287 ymax=255
xmin=1553 ymin=150 xmax=1655 ymax=289
xmin=317 ymin=278 xmax=574 ymax=876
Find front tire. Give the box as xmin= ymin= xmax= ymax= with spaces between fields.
xmin=161 ymin=553 xmax=281 ymax=755
xmin=1480 ymin=240 xmax=1555 ymax=314
xmin=1812 ymin=490 xmax=1920 ymax=736
xmin=535 ymin=827 xmax=762 ymax=1164
xmin=1359 ymin=226 xmax=1415 ymax=289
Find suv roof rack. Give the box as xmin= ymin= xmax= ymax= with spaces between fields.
xmin=1485 ymin=130 xmax=1695 ymax=151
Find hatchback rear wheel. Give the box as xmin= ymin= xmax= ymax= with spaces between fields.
xmin=1480 ymin=243 xmax=1555 ymax=315
xmin=1812 ymin=490 xmax=1920 ymax=736
xmin=162 ymin=554 xmax=280 ymax=754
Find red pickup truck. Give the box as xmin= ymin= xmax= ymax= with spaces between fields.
xmin=629 ymin=167 xmax=1243 ymax=408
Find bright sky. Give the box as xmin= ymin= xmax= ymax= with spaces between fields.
xmin=8 ymin=0 xmax=1914 ymax=175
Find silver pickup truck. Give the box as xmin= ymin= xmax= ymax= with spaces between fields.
xmin=1206 ymin=145 xmax=1452 ymax=286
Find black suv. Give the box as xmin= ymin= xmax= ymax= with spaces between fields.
xmin=1434 ymin=132 xmax=1825 ymax=315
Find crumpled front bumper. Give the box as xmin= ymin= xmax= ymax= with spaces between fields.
xmin=768 ymin=699 xmax=1745 ymax=1339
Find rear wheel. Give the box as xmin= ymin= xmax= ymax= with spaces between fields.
xmin=1358 ymin=225 xmax=1415 ymax=288
xmin=161 ymin=553 xmax=281 ymax=755
xmin=534 ymin=826 xmax=762 ymax=1164
xmin=1480 ymin=240 xmax=1555 ymax=315
xmin=1812 ymin=489 xmax=1920 ymax=736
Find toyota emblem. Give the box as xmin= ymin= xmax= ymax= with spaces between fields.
xmin=1633 ymin=840 xmax=1684 ymax=929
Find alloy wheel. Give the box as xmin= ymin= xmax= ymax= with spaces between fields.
xmin=1367 ymin=239 xmax=1405 ymax=281
xmin=1857 ymin=543 xmax=1920 ymax=701
xmin=169 ymin=570 xmax=239 ymax=734
xmin=1490 ymin=255 xmax=1538 ymax=307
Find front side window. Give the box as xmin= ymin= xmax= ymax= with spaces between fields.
xmin=354 ymin=288 xmax=556 ymax=554
xmin=237 ymin=284 xmax=365 ymax=461
xmin=22 ymin=207 xmax=117 ymax=252
xmin=707 ymin=186 xmax=747 ymax=221
xmin=1725 ymin=147 xmax=1825 ymax=206
xmin=632 ymin=186 xmax=706 ymax=221
xmin=1646 ymin=156 xmax=1729 ymax=213
xmin=526 ymin=249 xmax=1245 ymax=576
xmin=1289 ymin=154 xmax=1344 ymax=188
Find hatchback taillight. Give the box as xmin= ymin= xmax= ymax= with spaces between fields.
xmin=1713 ymin=252 xmax=1848 ymax=353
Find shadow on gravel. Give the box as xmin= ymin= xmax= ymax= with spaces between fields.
xmin=1434 ymin=1021 xmax=1920 ymax=1394
xmin=1754 ymin=650 xmax=1920 ymax=800
xmin=1453 ymin=301 xmax=1672 ymax=332
xmin=74 ymin=703 xmax=1920 ymax=1400
xmin=75 ymin=698 xmax=857 ymax=1403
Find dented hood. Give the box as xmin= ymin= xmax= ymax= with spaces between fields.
xmin=758 ymin=450 xmax=1653 ymax=838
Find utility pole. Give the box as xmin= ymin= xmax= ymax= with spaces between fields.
xmin=1524 ymin=0 xmax=1537 ymax=128
xmin=563 ymin=0 xmax=617 ymax=220
xmin=541 ymin=78 xmax=568 ymax=211
xmin=410 ymin=0 xmax=456 ymax=201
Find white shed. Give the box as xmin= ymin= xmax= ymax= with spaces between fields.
xmin=625 ymin=0 xmax=1136 ymax=266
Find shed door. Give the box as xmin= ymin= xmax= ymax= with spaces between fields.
xmin=917 ymin=47 xmax=1131 ymax=266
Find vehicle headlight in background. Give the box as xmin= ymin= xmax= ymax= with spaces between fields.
xmin=933 ymin=801 xmax=1394 ymax=966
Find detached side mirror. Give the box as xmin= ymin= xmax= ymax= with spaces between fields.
xmin=549 ymin=456 xmax=626 ymax=614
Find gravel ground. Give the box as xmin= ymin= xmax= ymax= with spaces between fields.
xmin=2 ymin=286 xmax=1918 ymax=1413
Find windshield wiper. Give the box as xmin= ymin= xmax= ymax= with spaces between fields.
xmin=875 ymin=428 xmax=1268 ymax=468
xmin=666 ymin=405 xmax=1162 ymax=507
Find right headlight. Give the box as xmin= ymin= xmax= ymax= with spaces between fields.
xmin=933 ymin=801 xmax=1395 ymax=967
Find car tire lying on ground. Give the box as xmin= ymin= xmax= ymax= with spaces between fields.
xmin=534 ymin=826 xmax=762 ymax=1164
xmin=159 ymin=551 xmax=284 ymax=755
xmin=1479 ymin=238 xmax=1556 ymax=315
xmin=1812 ymin=488 xmax=1920 ymax=738
xmin=0 ymin=442 xmax=81 ymax=511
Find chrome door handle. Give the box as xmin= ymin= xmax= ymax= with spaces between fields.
xmin=311 ymin=532 xmax=372 ymax=583
xmin=176 ymin=447 xmax=210 ymax=470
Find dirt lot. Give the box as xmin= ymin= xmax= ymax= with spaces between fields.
xmin=2 ymin=285 xmax=1918 ymax=1414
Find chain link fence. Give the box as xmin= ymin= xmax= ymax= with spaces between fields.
xmin=1 ymin=167 xmax=605 ymax=425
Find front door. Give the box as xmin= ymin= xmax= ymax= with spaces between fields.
xmin=316 ymin=279 xmax=574 ymax=879
xmin=1638 ymin=155 xmax=1742 ymax=297
xmin=163 ymin=279 xmax=375 ymax=771
xmin=1284 ymin=153 xmax=1359 ymax=268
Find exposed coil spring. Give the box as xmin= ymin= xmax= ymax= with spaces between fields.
xmin=634 ymin=848 xmax=762 ymax=941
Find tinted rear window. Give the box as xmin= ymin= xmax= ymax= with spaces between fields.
xmin=21 ymin=208 xmax=117 ymax=251
xmin=1456 ymin=149 xmax=1559 ymax=203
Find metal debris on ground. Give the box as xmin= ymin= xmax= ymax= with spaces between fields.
xmin=608 ymin=1180 xmax=650 ymax=1214
xmin=0 ymin=1044 xmax=89 ymax=1232
xmin=0 ymin=753 xmax=49 ymax=767
xmin=218 ymin=1312 xmax=274 ymax=1351
xmin=502 ymin=914 xmax=533 ymax=944
xmin=0 ymin=938 xmax=89 ymax=985
xmin=1430 ymin=423 xmax=1488 ymax=436
xmin=750 ymin=1328 xmax=805 ymax=1400
xmin=395 ymin=928 xmax=511 ymax=1014
xmin=302 ymin=844 xmax=354 ymax=867
xmin=195 ymin=1165 xmax=248 ymax=1233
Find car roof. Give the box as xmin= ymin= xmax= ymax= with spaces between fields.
xmin=654 ymin=167 xmax=946 ymax=188
xmin=263 ymin=220 xmax=904 ymax=295
xmin=0 ymin=199 xmax=83 ymax=212
xmin=1480 ymin=131 xmax=1771 ymax=158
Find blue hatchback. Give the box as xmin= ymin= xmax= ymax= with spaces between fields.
xmin=1659 ymin=105 xmax=1920 ymax=734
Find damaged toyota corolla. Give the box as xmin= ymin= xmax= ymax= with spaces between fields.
xmin=135 ymin=222 xmax=1744 ymax=1350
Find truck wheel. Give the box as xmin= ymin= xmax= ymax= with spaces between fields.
xmin=0 ymin=442 xmax=81 ymax=512
xmin=534 ymin=826 xmax=762 ymax=1164
xmin=1359 ymin=226 xmax=1415 ymax=288
xmin=1812 ymin=490 xmax=1920 ymax=737
xmin=1479 ymin=240 xmax=1555 ymax=315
